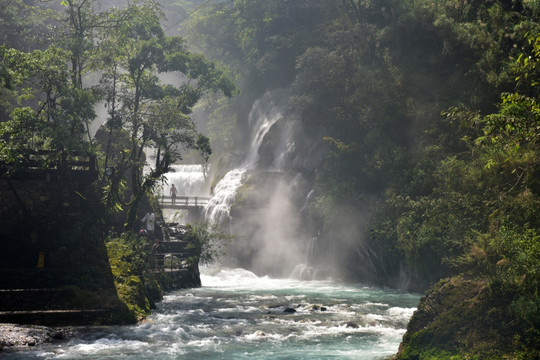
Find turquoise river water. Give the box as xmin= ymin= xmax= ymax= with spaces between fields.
xmin=3 ymin=268 xmax=420 ymax=359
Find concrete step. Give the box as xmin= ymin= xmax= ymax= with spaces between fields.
xmin=0 ymin=288 xmax=78 ymax=311
xmin=0 ymin=309 xmax=111 ymax=326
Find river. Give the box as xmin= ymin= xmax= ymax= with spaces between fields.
xmin=3 ymin=267 xmax=419 ymax=360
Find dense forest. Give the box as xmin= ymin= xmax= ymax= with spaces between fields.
xmin=183 ymin=0 xmax=540 ymax=357
xmin=1 ymin=0 xmax=539 ymax=358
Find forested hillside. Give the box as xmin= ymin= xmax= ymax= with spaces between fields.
xmin=182 ymin=1 xmax=539 ymax=357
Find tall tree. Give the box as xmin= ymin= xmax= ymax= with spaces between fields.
xmin=95 ymin=1 xmax=236 ymax=229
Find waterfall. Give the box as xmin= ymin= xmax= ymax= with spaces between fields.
xmin=162 ymin=88 xmax=309 ymax=277
xmin=204 ymin=90 xmax=288 ymax=225
xmin=161 ymin=164 xmax=209 ymax=223
xmin=166 ymin=164 xmax=208 ymax=196
xmin=242 ymin=92 xmax=285 ymax=168
xmin=203 ymin=169 xmax=247 ymax=225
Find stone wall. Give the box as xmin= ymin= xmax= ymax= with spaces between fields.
xmin=0 ymin=175 xmax=127 ymax=326
xmin=0 ymin=176 xmax=85 ymax=268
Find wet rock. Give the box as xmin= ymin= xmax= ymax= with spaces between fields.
xmin=395 ymin=277 xmax=535 ymax=359
xmin=309 ymin=304 xmax=327 ymax=312
xmin=0 ymin=324 xmax=69 ymax=349
xmin=52 ymin=330 xmax=66 ymax=340
xmin=345 ymin=321 xmax=359 ymax=329
xmin=283 ymin=308 xmax=297 ymax=313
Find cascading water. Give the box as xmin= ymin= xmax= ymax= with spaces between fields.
xmin=203 ymin=168 xmax=247 ymax=226
xmin=204 ymin=90 xmax=289 ymax=226
xmin=200 ymin=89 xmax=314 ymax=277
xmin=161 ymin=164 xmax=209 ymax=223
xmin=242 ymin=91 xmax=286 ymax=169
xmin=165 ymin=164 xmax=208 ymax=197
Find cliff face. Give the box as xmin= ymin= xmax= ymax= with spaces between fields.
xmin=396 ymin=277 xmax=540 ymax=360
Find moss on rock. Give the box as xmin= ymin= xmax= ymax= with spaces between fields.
xmin=396 ymin=277 xmax=540 ymax=360
xmin=106 ymin=234 xmax=163 ymax=323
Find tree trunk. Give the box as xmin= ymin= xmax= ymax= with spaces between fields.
xmin=124 ymin=189 xmax=145 ymax=231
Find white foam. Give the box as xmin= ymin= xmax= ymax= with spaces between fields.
xmin=56 ymin=338 xmax=148 ymax=358
xmin=387 ymin=306 xmax=417 ymax=320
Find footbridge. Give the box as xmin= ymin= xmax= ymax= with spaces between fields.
xmin=159 ymin=195 xmax=211 ymax=209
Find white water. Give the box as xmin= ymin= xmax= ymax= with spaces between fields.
xmin=3 ymin=268 xmax=420 ymax=359
xmin=242 ymin=91 xmax=285 ymax=169
xmin=160 ymin=164 xmax=209 ymax=223
xmin=203 ymin=169 xmax=248 ymax=225
xmin=204 ymin=90 xmax=287 ymax=225
xmin=165 ymin=164 xmax=208 ymax=197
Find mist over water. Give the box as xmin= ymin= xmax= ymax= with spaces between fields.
xmin=160 ymin=88 xmax=382 ymax=282
xmin=200 ymin=89 xmax=314 ymax=277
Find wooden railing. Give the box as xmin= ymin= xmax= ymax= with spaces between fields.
xmin=2 ymin=151 xmax=97 ymax=182
xmin=150 ymin=240 xmax=200 ymax=272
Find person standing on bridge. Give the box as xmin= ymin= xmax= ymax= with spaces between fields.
xmin=170 ymin=184 xmax=177 ymax=206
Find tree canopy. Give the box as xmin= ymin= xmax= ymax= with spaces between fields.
xmin=0 ymin=0 xmax=236 ymax=229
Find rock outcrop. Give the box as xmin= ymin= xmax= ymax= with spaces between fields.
xmin=395 ymin=277 xmax=540 ymax=360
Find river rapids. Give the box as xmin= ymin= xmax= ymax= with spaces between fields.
xmin=2 ymin=267 xmax=419 ymax=360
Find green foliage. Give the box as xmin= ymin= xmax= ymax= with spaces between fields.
xmin=0 ymin=0 xmax=53 ymax=51
xmin=390 ymin=30 xmax=540 ymax=356
xmin=0 ymin=0 xmax=236 ymax=229
xmin=397 ymin=276 xmax=540 ymax=360
xmin=183 ymin=0 xmax=332 ymax=153
xmin=185 ymin=0 xmax=539 ymax=294
xmin=183 ymin=222 xmax=233 ymax=265
xmin=106 ymin=231 xmax=162 ymax=322
xmin=0 ymin=46 xmax=97 ymax=176
xmin=91 ymin=1 xmax=236 ymax=228
xmin=2 ymin=0 xmax=539 ymax=352
xmin=493 ymin=227 xmax=540 ymax=325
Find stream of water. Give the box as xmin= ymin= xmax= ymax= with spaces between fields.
xmin=2 ymin=268 xmax=419 ymax=360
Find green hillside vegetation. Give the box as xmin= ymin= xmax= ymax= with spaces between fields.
xmin=183 ymin=0 xmax=539 ymax=357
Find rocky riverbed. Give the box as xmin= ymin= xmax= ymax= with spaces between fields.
xmin=0 ymin=324 xmax=69 ymax=350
